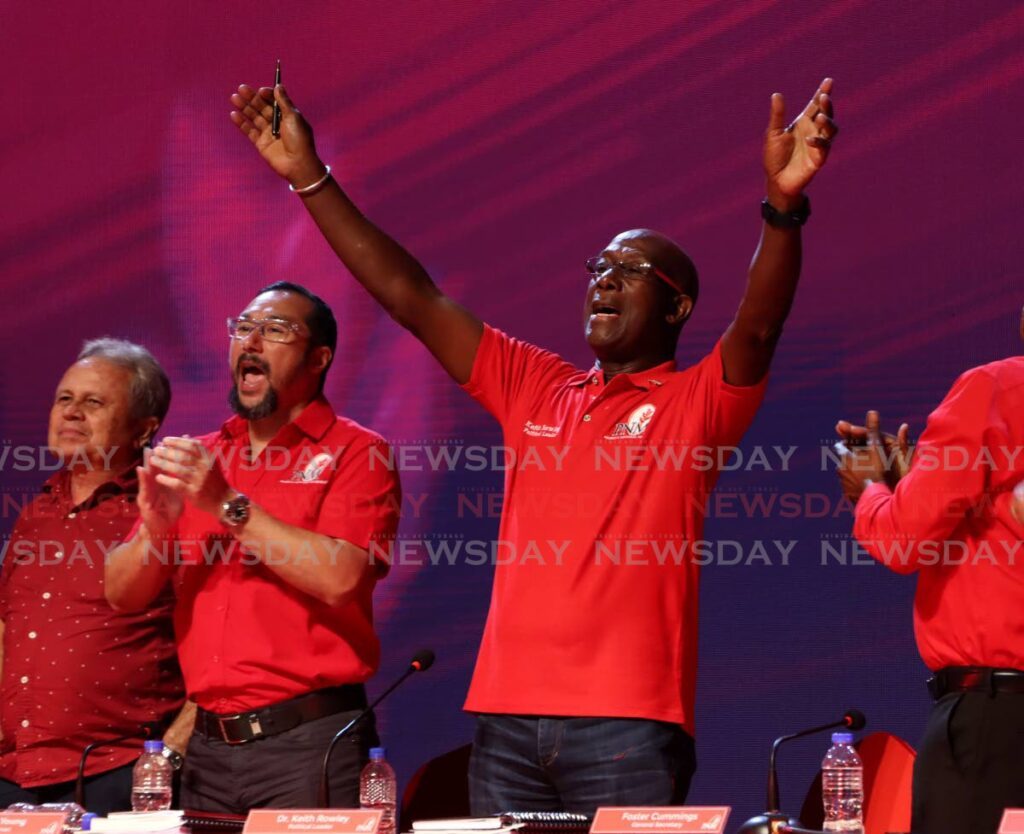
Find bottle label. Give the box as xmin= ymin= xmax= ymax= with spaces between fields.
xmin=591 ymin=807 xmax=731 ymax=834
xmin=243 ymin=810 xmax=382 ymax=834
xmin=0 ymin=814 xmax=67 ymax=834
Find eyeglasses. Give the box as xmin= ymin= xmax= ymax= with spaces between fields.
xmin=585 ymin=256 xmax=676 ymax=290
xmin=226 ymin=317 xmax=307 ymax=344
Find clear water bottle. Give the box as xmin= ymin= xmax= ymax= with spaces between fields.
xmin=822 ymin=731 xmax=864 ymax=833
xmin=359 ymin=747 xmax=396 ymax=834
xmin=131 ymin=740 xmax=173 ymax=811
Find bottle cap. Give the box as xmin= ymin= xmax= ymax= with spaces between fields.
xmin=81 ymin=814 xmax=98 ymax=831
xmin=831 ymin=732 xmax=854 ymax=744
xmin=143 ymin=739 xmax=165 ymax=753
xmin=369 ymin=746 xmax=387 ymax=760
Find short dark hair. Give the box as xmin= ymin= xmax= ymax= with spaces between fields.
xmin=257 ymin=281 xmax=337 ymax=391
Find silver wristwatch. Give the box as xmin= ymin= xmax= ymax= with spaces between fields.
xmin=161 ymin=746 xmax=184 ymax=771
xmin=220 ymin=492 xmax=251 ymax=528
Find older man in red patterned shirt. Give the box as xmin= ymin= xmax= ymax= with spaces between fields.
xmin=0 ymin=339 xmax=190 ymax=814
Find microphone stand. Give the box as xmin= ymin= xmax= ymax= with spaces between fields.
xmin=736 ymin=710 xmax=866 ymax=834
xmin=75 ymin=724 xmax=158 ymax=807
xmin=318 ymin=652 xmax=434 ymax=807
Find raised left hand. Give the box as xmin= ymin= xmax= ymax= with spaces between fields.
xmin=764 ymin=77 xmax=838 ymax=207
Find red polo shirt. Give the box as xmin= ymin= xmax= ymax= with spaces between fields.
xmin=853 ymin=356 xmax=1024 ymax=671
xmin=0 ymin=468 xmax=183 ymax=787
xmin=462 ymin=326 xmax=766 ymax=731
xmin=168 ymin=397 xmax=400 ymax=713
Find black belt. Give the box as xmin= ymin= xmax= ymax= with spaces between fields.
xmin=195 ymin=685 xmax=367 ymax=744
xmin=927 ymin=666 xmax=1024 ymax=700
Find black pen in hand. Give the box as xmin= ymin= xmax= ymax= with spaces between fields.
xmin=272 ymin=59 xmax=282 ymax=138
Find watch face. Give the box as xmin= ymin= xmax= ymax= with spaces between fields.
xmin=222 ymin=494 xmax=250 ymax=526
xmin=162 ymin=748 xmax=184 ymax=770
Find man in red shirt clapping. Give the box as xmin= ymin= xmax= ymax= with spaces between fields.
xmin=837 ymin=307 xmax=1024 ymax=834
xmin=106 ymin=284 xmax=400 ymax=812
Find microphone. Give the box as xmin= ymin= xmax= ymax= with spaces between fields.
xmin=736 ymin=709 xmax=867 ymax=834
xmin=767 ymin=709 xmax=865 ymax=813
xmin=74 ymin=722 xmax=161 ymax=807
xmin=317 ymin=649 xmax=435 ymax=807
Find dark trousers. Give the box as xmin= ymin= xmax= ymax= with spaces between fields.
xmin=468 ymin=714 xmax=696 ymax=815
xmin=181 ymin=709 xmax=377 ymax=813
xmin=913 ymin=691 xmax=1024 ymax=834
xmin=0 ymin=762 xmax=134 ymax=816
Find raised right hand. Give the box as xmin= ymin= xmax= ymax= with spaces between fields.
xmin=230 ymin=84 xmax=326 ymax=188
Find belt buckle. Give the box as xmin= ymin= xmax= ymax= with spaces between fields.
xmin=217 ymin=713 xmax=265 ymax=745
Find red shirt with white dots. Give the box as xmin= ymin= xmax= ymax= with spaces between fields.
xmin=0 ymin=468 xmax=184 ymax=787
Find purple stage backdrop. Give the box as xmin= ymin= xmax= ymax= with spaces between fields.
xmin=3 ymin=0 xmax=1024 ymax=823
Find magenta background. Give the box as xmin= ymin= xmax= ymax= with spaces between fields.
xmin=3 ymin=0 xmax=1024 ymax=822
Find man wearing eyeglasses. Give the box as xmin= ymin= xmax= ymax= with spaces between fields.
xmin=231 ymin=79 xmax=836 ymax=812
xmin=106 ymin=282 xmax=400 ymax=812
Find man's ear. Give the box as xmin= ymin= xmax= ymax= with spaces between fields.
xmin=667 ymin=294 xmax=694 ymax=326
xmin=135 ymin=417 xmax=161 ymax=449
xmin=308 ymin=345 xmax=333 ymax=376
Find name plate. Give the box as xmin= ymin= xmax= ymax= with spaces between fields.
xmin=999 ymin=809 xmax=1024 ymax=834
xmin=591 ymin=808 xmax=730 ymax=834
xmin=244 ymin=810 xmax=382 ymax=834
xmin=0 ymin=814 xmax=67 ymax=834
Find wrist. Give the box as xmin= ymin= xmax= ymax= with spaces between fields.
xmin=288 ymin=158 xmax=329 ymax=191
xmin=140 ymin=520 xmax=169 ymax=542
xmin=220 ymin=491 xmax=251 ymax=529
xmin=160 ymin=744 xmax=184 ymax=770
xmin=761 ymin=194 xmax=810 ymax=229
xmin=764 ymin=185 xmax=805 ymax=214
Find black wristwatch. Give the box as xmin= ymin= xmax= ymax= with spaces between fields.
xmin=761 ymin=195 xmax=811 ymax=228
xmin=220 ymin=492 xmax=251 ymax=528
xmin=161 ymin=746 xmax=184 ymax=771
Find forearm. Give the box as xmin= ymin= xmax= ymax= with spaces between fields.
xmin=852 ymin=484 xmax=923 ymax=574
xmin=232 ymin=502 xmax=374 ymax=607
xmin=721 ymin=187 xmax=805 ymax=385
xmin=290 ymin=159 xmax=439 ymax=329
xmin=105 ymin=528 xmax=176 ymax=611
xmin=741 ymin=219 xmax=802 ymax=339
xmin=162 ymin=700 xmax=196 ymax=755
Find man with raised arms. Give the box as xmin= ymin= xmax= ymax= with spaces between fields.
xmin=231 ymin=79 xmax=836 ymax=812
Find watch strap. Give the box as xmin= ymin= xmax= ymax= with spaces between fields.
xmin=761 ymin=195 xmax=811 ymax=228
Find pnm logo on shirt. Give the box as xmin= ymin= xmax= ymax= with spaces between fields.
xmin=606 ymin=403 xmax=656 ymax=439
xmin=282 ymin=452 xmax=335 ymax=484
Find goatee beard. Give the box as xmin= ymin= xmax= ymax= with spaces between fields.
xmin=228 ymin=385 xmax=279 ymax=420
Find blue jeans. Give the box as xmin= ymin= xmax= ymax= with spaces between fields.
xmin=468 ymin=714 xmax=696 ymax=815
